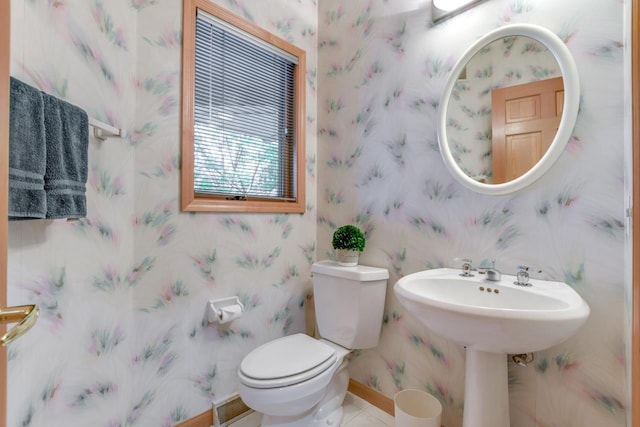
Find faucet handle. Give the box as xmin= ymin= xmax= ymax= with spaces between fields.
xmin=454 ymin=258 xmax=474 ymax=277
xmin=515 ymin=265 xmax=530 ymax=286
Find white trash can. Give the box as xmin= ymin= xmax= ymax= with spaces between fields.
xmin=394 ymin=389 xmax=442 ymax=427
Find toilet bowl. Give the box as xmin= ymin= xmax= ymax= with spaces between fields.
xmin=238 ymin=334 xmax=350 ymax=426
xmin=237 ymin=261 xmax=389 ymax=427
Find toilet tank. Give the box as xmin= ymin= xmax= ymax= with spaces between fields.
xmin=311 ymin=260 xmax=389 ymax=349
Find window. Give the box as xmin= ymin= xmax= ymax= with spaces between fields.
xmin=181 ymin=0 xmax=306 ymax=213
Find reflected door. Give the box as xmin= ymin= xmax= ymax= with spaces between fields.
xmin=491 ymin=77 xmax=564 ymax=184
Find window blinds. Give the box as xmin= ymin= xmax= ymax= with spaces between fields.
xmin=193 ymin=10 xmax=297 ymax=200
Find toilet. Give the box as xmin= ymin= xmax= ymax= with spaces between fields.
xmin=237 ymin=260 xmax=389 ymax=427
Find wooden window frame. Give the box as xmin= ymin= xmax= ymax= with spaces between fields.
xmin=181 ymin=0 xmax=306 ymax=213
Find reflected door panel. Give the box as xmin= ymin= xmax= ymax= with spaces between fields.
xmin=504 ymin=132 xmax=543 ymax=182
xmin=492 ymin=77 xmax=564 ymax=183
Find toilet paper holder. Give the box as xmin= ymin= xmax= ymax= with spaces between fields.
xmin=208 ymin=296 xmax=244 ymax=324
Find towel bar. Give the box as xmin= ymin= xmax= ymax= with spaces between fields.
xmin=88 ymin=117 xmax=122 ymax=141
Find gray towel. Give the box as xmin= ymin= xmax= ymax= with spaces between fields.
xmin=42 ymin=92 xmax=89 ymax=219
xmin=8 ymin=77 xmax=47 ymax=220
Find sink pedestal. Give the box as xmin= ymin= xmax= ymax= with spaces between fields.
xmin=463 ymin=350 xmax=510 ymax=427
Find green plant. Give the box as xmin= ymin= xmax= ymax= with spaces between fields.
xmin=332 ymin=225 xmax=366 ymax=252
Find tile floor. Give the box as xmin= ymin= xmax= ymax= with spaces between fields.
xmin=341 ymin=393 xmax=394 ymax=426
xmin=228 ymin=392 xmax=394 ymax=427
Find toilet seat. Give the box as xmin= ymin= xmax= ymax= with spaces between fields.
xmin=239 ymin=333 xmax=337 ymax=389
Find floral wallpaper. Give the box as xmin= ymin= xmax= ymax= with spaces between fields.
xmin=4 ymin=0 xmax=633 ymax=426
xmin=7 ymin=0 xmax=317 ymax=426
xmin=8 ymin=1 xmax=138 ymax=426
xmin=317 ymin=1 xmax=629 ymax=427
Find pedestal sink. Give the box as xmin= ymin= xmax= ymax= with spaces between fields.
xmin=393 ymin=268 xmax=590 ymax=427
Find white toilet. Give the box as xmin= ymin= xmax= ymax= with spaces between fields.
xmin=237 ymin=260 xmax=389 ymax=427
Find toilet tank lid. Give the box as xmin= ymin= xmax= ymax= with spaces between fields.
xmin=311 ymin=260 xmax=389 ymax=281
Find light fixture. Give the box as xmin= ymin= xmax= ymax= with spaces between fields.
xmin=432 ymin=0 xmax=488 ymax=23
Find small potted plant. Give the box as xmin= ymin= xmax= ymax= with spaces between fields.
xmin=332 ymin=225 xmax=366 ymax=266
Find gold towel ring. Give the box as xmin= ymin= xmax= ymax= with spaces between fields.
xmin=0 ymin=304 xmax=39 ymax=346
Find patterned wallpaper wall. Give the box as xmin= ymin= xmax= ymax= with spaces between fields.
xmin=317 ymin=1 xmax=629 ymax=427
xmin=7 ymin=1 xmax=317 ymax=426
xmin=8 ymin=1 xmax=138 ymax=426
xmin=132 ymin=1 xmax=317 ymax=425
xmin=4 ymin=0 xmax=633 ymax=426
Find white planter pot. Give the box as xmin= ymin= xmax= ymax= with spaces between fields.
xmin=335 ymin=249 xmax=360 ymax=266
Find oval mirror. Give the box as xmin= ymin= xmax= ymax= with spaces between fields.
xmin=437 ymin=24 xmax=580 ymax=195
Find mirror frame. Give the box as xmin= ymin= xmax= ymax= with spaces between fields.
xmin=437 ymin=24 xmax=580 ymax=195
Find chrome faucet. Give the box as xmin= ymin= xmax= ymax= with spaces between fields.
xmin=477 ymin=258 xmax=501 ymax=281
xmin=514 ymin=265 xmax=531 ymax=286
xmin=485 ymin=259 xmax=501 ymax=282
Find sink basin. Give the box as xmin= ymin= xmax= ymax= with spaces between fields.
xmin=393 ymin=267 xmax=589 ymax=354
xmin=393 ymin=267 xmax=590 ymax=427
